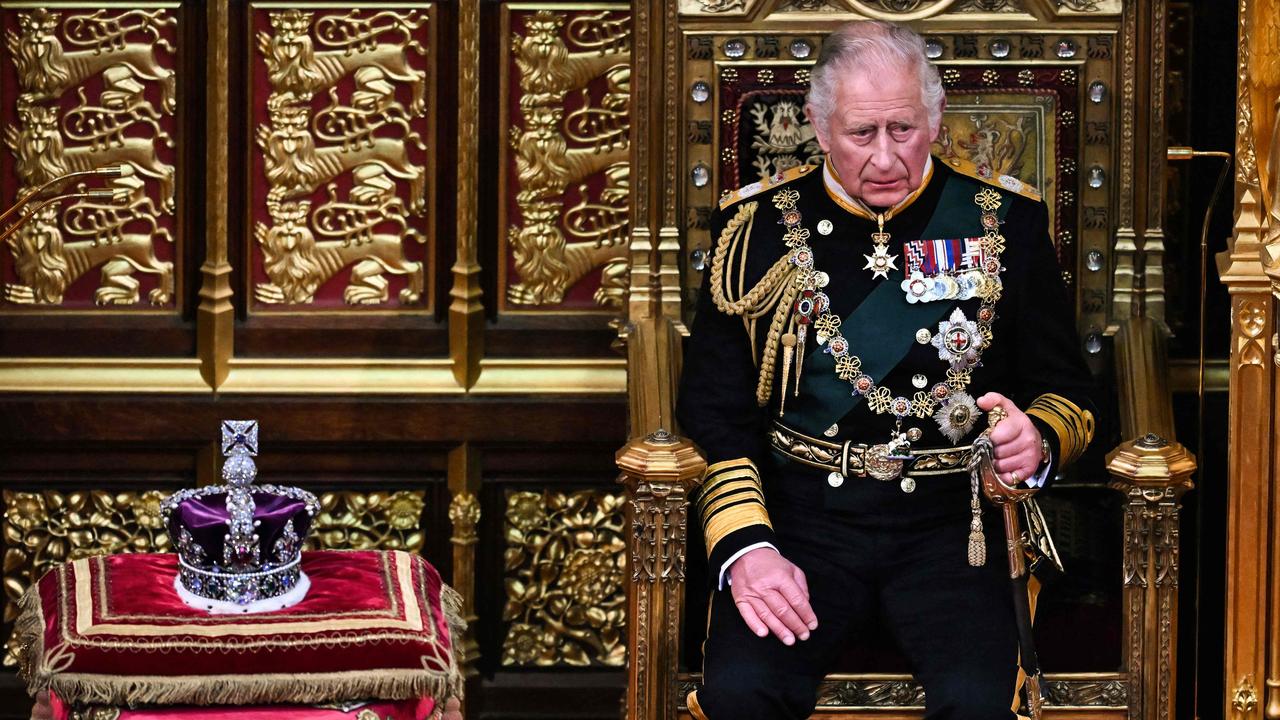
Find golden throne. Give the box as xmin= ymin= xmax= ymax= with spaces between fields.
xmin=616 ymin=2 xmax=1197 ymax=718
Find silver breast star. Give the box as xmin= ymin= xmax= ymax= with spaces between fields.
xmin=863 ymin=245 xmax=900 ymax=280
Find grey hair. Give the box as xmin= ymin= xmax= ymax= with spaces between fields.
xmin=805 ymin=20 xmax=944 ymax=133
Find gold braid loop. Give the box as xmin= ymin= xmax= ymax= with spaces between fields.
xmin=710 ymin=202 xmax=794 ymax=316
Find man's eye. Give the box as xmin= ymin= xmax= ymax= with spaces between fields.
xmin=852 ymin=128 xmax=874 ymax=138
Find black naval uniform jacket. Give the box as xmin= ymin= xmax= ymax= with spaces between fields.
xmin=677 ymin=156 xmax=1097 ymax=579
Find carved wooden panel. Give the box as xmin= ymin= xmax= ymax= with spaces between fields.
xmin=0 ymin=4 xmax=181 ymax=310
xmin=498 ymin=4 xmax=630 ymax=314
xmin=501 ymin=489 xmax=626 ymax=667
xmin=247 ymin=2 xmax=436 ymax=311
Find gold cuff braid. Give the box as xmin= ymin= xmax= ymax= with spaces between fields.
xmin=696 ymin=459 xmax=772 ymax=559
xmin=1025 ymin=393 xmax=1095 ymax=467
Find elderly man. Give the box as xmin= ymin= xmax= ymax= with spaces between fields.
xmin=677 ymin=20 xmax=1096 ymax=720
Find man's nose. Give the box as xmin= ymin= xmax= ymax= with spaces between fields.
xmin=869 ymin=133 xmax=896 ymax=170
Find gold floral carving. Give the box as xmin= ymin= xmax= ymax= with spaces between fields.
xmin=501 ymin=490 xmax=626 ymax=666
xmin=955 ymin=0 xmax=1024 ymax=10
xmin=2 ymin=490 xmax=172 ymax=665
xmin=505 ymin=9 xmax=631 ymax=309
xmin=692 ymin=0 xmax=747 ymax=12
xmin=448 ymin=491 xmax=480 ymax=544
xmin=2 ymin=8 xmax=177 ymax=306
xmin=254 ymin=9 xmax=429 ymax=306
xmin=306 ymin=491 xmax=426 ymax=553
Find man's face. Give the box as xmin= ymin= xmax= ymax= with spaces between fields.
xmin=808 ymin=64 xmax=940 ymax=208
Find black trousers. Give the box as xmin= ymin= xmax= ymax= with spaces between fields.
xmin=691 ymin=472 xmax=1020 ymax=720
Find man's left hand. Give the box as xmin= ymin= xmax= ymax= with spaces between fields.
xmin=976 ymin=392 xmax=1043 ymax=486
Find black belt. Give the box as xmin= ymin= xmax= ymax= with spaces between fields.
xmin=769 ymin=422 xmax=974 ymax=493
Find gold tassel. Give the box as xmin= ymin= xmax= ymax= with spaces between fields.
xmin=779 ymin=333 xmax=796 ymax=416
xmin=968 ymin=468 xmax=986 ymax=567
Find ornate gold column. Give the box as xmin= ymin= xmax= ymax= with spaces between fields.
xmin=451 ymin=0 xmax=484 ymax=389
xmin=1222 ymin=2 xmax=1278 ymax=717
xmin=1110 ymin=0 xmax=1175 ymax=441
xmin=1107 ymin=435 xmax=1195 ymax=720
xmin=616 ymin=430 xmax=705 ymax=720
xmin=1262 ymin=43 xmax=1280 ymax=720
xmin=197 ymin=0 xmax=232 ymax=390
xmin=448 ymin=443 xmax=482 ymax=712
xmin=623 ymin=0 xmax=684 ymax=433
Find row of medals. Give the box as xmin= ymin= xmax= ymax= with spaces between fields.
xmin=772 ymin=186 xmax=1008 ymax=493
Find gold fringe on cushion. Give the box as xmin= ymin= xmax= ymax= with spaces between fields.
xmin=440 ymin=581 xmax=469 ymax=674
xmin=46 ymin=668 xmax=461 ymax=708
xmin=13 ymin=580 xmax=47 ymax=688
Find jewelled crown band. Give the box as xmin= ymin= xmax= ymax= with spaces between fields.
xmin=160 ymin=420 xmax=320 ymax=612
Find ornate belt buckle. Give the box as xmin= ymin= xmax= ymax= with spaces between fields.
xmin=865 ymin=444 xmax=904 ymax=482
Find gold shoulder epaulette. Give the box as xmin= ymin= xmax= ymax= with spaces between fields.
xmin=718 ymin=163 xmax=817 ymax=210
xmin=942 ymin=157 xmax=1042 ymax=202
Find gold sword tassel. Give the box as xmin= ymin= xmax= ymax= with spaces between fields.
xmin=780 ymin=333 xmax=796 ymax=416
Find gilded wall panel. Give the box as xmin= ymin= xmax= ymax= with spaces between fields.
xmin=306 ymin=490 xmax=427 ymax=553
xmin=501 ymin=489 xmax=626 ymax=666
xmin=0 ymin=4 xmax=179 ymax=309
xmin=2 ymin=489 xmax=171 ymax=665
xmin=499 ymin=6 xmax=631 ymax=313
xmin=682 ymin=30 xmax=1115 ymax=360
xmin=248 ymin=3 xmax=435 ymax=311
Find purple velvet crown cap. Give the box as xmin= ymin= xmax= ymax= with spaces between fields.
xmin=166 ymin=491 xmax=314 ymax=566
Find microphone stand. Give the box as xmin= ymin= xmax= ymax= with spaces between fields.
xmin=0 ymin=165 xmax=131 ymax=242
xmin=1165 ymin=145 xmax=1232 ymax=720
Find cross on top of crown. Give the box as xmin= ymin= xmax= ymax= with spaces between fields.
xmin=221 ymin=420 xmax=259 ymax=458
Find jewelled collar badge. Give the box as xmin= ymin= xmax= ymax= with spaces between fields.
xmin=822 ymin=158 xmax=936 ymax=282
xmin=161 ymin=421 xmax=320 ymax=613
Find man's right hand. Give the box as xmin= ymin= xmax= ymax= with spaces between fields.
xmin=728 ymin=547 xmax=819 ymax=645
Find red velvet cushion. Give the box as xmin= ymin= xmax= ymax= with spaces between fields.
xmin=48 ymin=691 xmax=436 ymax=720
xmin=16 ymin=550 xmax=463 ymax=708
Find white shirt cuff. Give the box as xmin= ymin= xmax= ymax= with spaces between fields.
xmin=1025 ymin=451 xmax=1053 ymax=488
xmin=718 ymin=542 xmax=777 ymax=590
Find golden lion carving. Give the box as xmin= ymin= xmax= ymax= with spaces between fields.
xmin=257 ymin=103 xmax=425 ymax=215
xmin=258 ymin=10 xmax=427 ymax=116
xmin=5 ymin=8 xmax=176 ymax=114
xmin=5 ymin=206 xmax=173 ymax=306
xmin=513 ymin=11 xmax=626 ymax=108
xmin=255 ymin=199 xmax=425 ymax=306
xmin=5 ymin=103 xmax=176 ymax=214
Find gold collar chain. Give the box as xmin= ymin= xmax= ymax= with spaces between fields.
xmin=773 ymin=186 xmax=1009 ymax=444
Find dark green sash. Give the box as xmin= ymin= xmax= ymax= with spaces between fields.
xmin=782 ymin=174 xmax=1012 ymax=438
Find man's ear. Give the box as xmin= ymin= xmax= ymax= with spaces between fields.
xmin=929 ymin=96 xmax=947 ymax=141
xmin=805 ymin=103 xmax=831 ymax=153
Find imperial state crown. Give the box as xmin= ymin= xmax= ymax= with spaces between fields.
xmin=160 ymin=420 xmax=320 ymax=613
